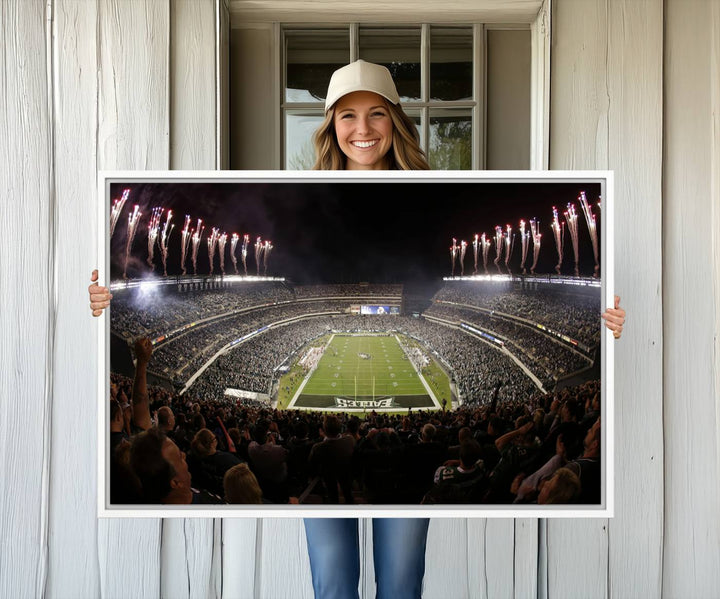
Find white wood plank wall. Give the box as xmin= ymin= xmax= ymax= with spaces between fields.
xmin=1 ymin=0 xmax=719 ymax=597
xmin=0 ymin=2 xmax=53 ymax=599
xmin=663 ymin=1 xmax=720 ymax=596
xmin=550 ymin=2 xmax=664 ymax=599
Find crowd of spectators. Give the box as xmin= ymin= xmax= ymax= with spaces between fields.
xmin=433 ymin=283 xmax=601 ymax=347
xmin=394 ymin=317 xmax=539 ymax=403
xmin=182 ymin=313 xmax=543 ymax=405
xmin=294 ymin=284 xmax=403 ymax=299
xmin=109 ymin=281 xmax=604 ymax=506
xmin=111 ymin=282 xmax=294 ymax=340
xmin=109 ymin=337 xmax=602 ymax=506
xmin=424 ymin=303 xmax=591 ymax=388
xmin=147 ymin=300 xmax=346 ymax=383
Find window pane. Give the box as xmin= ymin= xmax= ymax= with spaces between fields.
xmin=429 ymin=109 xmax=472 ymax=170
xmin=359 ymin=28 xmax=421 ymax=102
xmin=285 ymin=112 xmax=324 ymax=169
xmin=402 ymin=109 xmax=423 ymax=148
xmin=430 ymin=27 xmax=473 ymax=101
xmin=286 ymin=30 xmax=350 ymax=103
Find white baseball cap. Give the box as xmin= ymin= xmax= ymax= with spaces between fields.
xmin=324 ymin=60 xmax=400 ymax=112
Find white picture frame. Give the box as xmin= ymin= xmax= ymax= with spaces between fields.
xmin=97 ymin=169 xmax=614 ymax=518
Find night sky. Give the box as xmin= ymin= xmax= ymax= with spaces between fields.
xmin=109 ymin=180 xmax=603 ymax=285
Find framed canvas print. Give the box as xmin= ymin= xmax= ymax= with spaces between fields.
xmin=97 ymin=170 xmax=614 ymax=518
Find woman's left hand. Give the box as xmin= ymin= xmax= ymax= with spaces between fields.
xmin=602 ymin=295 xmax=625 ymax=339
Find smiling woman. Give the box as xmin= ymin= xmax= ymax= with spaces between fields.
xmin=333 ymin=91 xmax=394 ymax=170
xmin=311 ymin=60 xmax=430 ymax=171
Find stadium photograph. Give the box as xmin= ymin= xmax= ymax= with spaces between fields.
xmin=103 ymin=174 xmax=609 ymax=512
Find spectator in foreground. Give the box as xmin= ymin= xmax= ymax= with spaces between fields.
xmin=308 ymin=414 xmax=355 ymax=504
xmin=224 ymin=463 xmax=263 ymax=504
xmin=537 ymin=467 xmax=581 ymax=505
xmin=565 ymin=417 xmax=601 ymax=503
xmin=189 ymin=428 xmax=243 ymax=497
xmin=130 ymin=428 xmax=193 ymax=504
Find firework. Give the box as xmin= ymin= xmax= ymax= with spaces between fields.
xmin=255 ymin=236 xmax=263 ymax=276
xmin=159 ymin=210 xmax=173 ymax=276
xmin=481 ymin=233 xmax=491 ymax=274
xmin=551 ymin=207 xmax=564 ymax=275
xmin=191 ymin=219 xmax=204 ymax=275
xmin=450 ymin=238 xmax=458 ymax=276
xmin=241 ymin=234 xmax=249 ymax=276
xmin=504 ymin=224 xmax=514 ymax=274
xmin=472 ymin=234 xmax=479 ymax=275
xmin=207 ymin=227 xmax=220 ymax=274
xmin=146 ymin=207 xmax=163 ymax=269
xmin=263 ymin=240 xmax=273 ymax=276
xmin=218 ymin=233 xmax=228 ymax=275
xmin=579 ymin=191 xmax=600 ymax=277
xmin=564 ymin=203 xmax=580 ymax=277
xmin=123 ymin=205 xmax=142 ymax=279
xmin=459 ymin=240 xmax=467 ymax=276
xmin=110 ymin=189 xmax=130 ymax=238
xmin=493 ymin=226 xmax=504 ymax=273
xmin=529 ymin=219 xmax=541 ymax=274
xmin=519 ymin=220 xmax=530 ymax=274
xmin=230 ymin=233 xmax=239 ymax=274
xmin=180 ymin=216 xmax=192 ymax=276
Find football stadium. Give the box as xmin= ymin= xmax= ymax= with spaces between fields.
xmin=108 ymin=181 xmax=604 ymax=507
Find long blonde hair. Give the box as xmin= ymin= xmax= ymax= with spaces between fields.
xmin=223 ymin=463 xmax=263 ymax=504
xmin=312 ymin=100 xmax=430 ymax=171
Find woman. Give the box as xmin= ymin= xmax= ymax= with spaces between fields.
xmin=303 ymin=60 xmax=432 ymax=599
xmin=89 ymin=60 xmax=626 ymax=598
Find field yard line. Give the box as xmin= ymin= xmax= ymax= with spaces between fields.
xmin=287 ymin=334 xmax=336 ymax=409
xmin=394 ymin=335 xmax=442 ymax=410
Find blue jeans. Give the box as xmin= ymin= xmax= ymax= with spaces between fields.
xmin=304 ymin=517 xmax=430 ymax=599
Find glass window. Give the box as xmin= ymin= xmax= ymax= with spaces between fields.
xmin=285 ymin=113 xmax=325 ymax=170
xmin=359 ymin=28 xmax=422 ymax=102
xmin=430 ymin=27 xmax=473 ymax=101
xmin=281 ymin=25 xmax=528 ymax=171
xmin=428 ymin=109 xmax=472 ymax=170
xmin=285 ymin=30 xmax=350 ymax=103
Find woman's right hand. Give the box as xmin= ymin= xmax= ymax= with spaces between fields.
xmin=89 ymin=269 xmax=112 ymax=317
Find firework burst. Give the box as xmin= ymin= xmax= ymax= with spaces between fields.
xmin=241 ymin=234 xmax=249 ymax=276
xmin=263 ymin=240 xmax=273 ymax=276
xmin=579 ymin=191 xmax=600 ymax=277
xmin=230 ymin=233 xmax=239 ymax=274
xmin=159 ymin=210 xmax=173 ymax=276
xmin=481 ymin=233 xmax=490 ymax=274
xmin=218 ymin=233 xmax=228 ymax=275
xmin=207 ymin=227 xmax=220 ymax=274
xmin=551 ymin=207 xmax=564 ymax=275
xmin=504 ymin=224 xmax=514 ymax=274
xmin=450 ymin=238 xmax=458 ymax=276
xmin=564 ymin=203 xmax=580 ymax=277
xmin=110 ymin=189 xmax=130 ymax=238
xmin=493 ymin=226 xmax=504 ymax=273
xmin=147 ymin=207 xmax=163 ymax=269
xmin=123 ymin=205 xmax=142 ymax=279
xmin=191 ymin=219 xmax=204 ymax=275
xmin=530 ymin=219 xmax=541 ymax=274
xmin=180 ymin=216 xmax=192 ymax=276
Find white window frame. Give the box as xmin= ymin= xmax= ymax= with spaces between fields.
xmin=281 ymin=23 xmax=490 ymax=170
xmin=227 ymin=0 xmax=551 ymax=171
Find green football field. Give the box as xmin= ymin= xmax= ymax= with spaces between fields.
xmin=288 ymin=334 xmax=441 ymax=411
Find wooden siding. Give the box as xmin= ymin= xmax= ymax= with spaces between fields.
xmin=1 ymin=0 xmax=718 ymax=597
